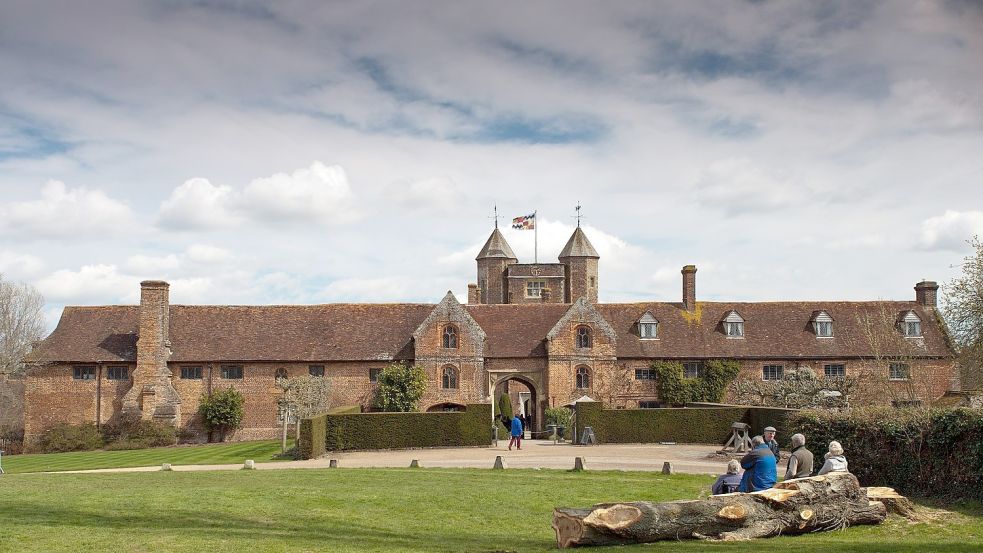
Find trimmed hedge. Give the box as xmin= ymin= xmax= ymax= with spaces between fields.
xmin=574 ymin=402 xmax=796 ymax=446
xmin=298 ymin=404 xmax=491 ymax=458
xmin=789 ymin=407 xmax=983 ymax=499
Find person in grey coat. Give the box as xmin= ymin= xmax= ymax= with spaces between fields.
xmin=817 ymin=440 xmax=849 ymax=475
xmin=784 ymin=433 xmax=814 ymax=480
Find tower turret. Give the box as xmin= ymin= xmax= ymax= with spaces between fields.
xmin=559 ymin=227 xmax=599 ymax=303
xmin=475 ymin=228 xmax=517 ymax=304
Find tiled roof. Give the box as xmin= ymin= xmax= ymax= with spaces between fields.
xmin=558 ymin=227 xmax=599 ymax=258
xmin=28 ymin=300 xmax=952 ymax=364
xmin=475 ymin=228 xmax=517 ymax=260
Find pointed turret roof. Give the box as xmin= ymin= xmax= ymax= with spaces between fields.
xmin=476 ymin=228 xmax=517 ymax=260
xmin=558 ymin=227 xmax=599 ymax=259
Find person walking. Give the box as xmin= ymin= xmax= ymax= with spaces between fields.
xmin=508 ymin=413 xmax=524 ymax=450
xmin=763 ymin=426 xmax=780 ymax=460
xmin=711 ymin=460 xmax=743 ymax=495
xmin=739 ymin=435 xmax=777 ymax=492
xmin=817 ymin=440 xmax=849 ymax=475
xmin=784 ymin=433 xmax=814 ymax=480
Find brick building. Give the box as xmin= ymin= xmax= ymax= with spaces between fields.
xmin=23 ymin=227 xmax=957 ymax=442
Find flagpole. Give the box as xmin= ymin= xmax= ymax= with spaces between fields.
xmin=534 ymin=210 xmax=538 ymax=264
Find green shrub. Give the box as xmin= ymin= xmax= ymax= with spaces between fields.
xmin=789 ymin=407 xmax=983 ymax=499
xmin=651 ymin=360 xmax=740 ymax=405
xmin=199 ymin=387 xmax=245 ymax=441
xmin=101 ymin=415 xmax=177 ymax=450
xmin=0 ymin=425 xmax=25 ymax=455
xmin=38 ymin=422 xmax=104 ymax=453
xmin=497 ymin=393 xmax=514 ymax=427
xmin=375 ymin=363 xmax=427 ymax=412
xmin=545 ymin=407 xmax=573 ymax=440
xmin=299 ymin=414 xmax=327 ymax=459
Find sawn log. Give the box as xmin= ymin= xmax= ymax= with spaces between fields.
xmin=552 ymin=473 xmax=894 ymax=548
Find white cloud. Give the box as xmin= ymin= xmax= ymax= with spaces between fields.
xmin=317 ymin=276 xmax=414 ymax=302
xmin=0 ymin=180 xmax=134 ymax=239
xmin=36 ymin=264 xmax=138 ymax=304
xmin=240 ymin=161 xmax=357 ymax=223
xmin=158 ymin=177 xmax=240 ymax=230
xmin=919 ymin=210 xmax=983 ymax=251
xmin=387 ymin=176 xmax=460 ymax=213
xmin=185 ymin=244 xmax=233 ymax=264
xmin=693 ymin=158 xmax=816 ymax=216
xmin=0 ymin=251 xmax=44 ymax=279
xmin=124 ymin=253 xmax=180 ymax=274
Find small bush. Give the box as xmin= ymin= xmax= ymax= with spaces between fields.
xmin=374 ymin=362 xmax=427 ymax=412
xmin=0 ymin=425 xmax=25 ymax=455
xmin=101 ymin=415 xmax=177 ymax=449
xmin=199 ymin=387 xmax=245 ymax=441
xmin=38 ymin=423 xmax=104 ymax=453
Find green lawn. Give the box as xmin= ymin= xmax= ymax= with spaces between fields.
xmin=0 ymin=468 xmax=980 ymax=552
xmin=1 ymin=440 xmax=292 ymax=474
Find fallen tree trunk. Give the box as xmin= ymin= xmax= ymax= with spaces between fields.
xmin=552 ymin=473 xmax=891 ymax=548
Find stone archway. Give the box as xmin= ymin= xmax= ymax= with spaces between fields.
xmin=488 ymin=371 xmax=545 ymax=435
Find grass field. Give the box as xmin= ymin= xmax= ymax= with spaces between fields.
xmin=0 ymin=440 xmax=292 ymax=474
xmin=0 ymin=468 xmax=980 ymax=552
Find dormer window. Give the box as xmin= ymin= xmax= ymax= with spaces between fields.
xmin=638 ymin=312 xmax=659 ymax=339
xmin=812 ymin=311 xmax=834 ymax=338
xmin=576 ymin=325 xmax=593 ymax=348
xmin=900 ymin=311 xmax=922 ymax=338
xmin=442 ymin=325 xmax=458 ymax=349
xmin=723 ymin=311 xmax=744 ymax=338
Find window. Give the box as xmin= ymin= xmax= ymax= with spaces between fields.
xmin=220 ymin=365 xmax=243 ymax=379
xmin=683 ymin=361 xmax=704 ymax=379
xmin=589 ymin=276 xmax=596 ymax=289
xmin=526 ymin=280 xmax=546 ymax=298
xmin=576 ymin=366 xmax=591 ymax=389
xmin=639 ymin=400 xmax=660 ymax=409
xmin=180 ymin=366 xmax=203 ymax=380
xmin=892 ymin=399 xmax=922 ymax=408
xmin=442 ymin=366 xmax=458 ymax=389
xmin=812 ymin=311 xmax=834 ymax=337
xmin=723 ymin=311 xmax=744 ymax=338
xmin=638 ymin=312 xmax=658 ymax=339
xmin=635 ymin=368 xmax=656 ymax=380
xmin=824 ymin=364 xmax=846 ymax=378
xmin=576 ymin=326 xmax=592 ymax=348
xmin=275 ymin=368 xmax=288 ymax=381
xmin=762 ymin=364 xmax=784 ymax=381
xmin=369 ymin=368 xmax=382 ymax=383
xmin=309 ymin=365 xmax=325 ymax=377
xmin=73 ymin=366 xmax=96 ymax=380
xmin=106 ymin=366 xmax=128 ymax=381
xmin=900 ymin=311 xmax=922 ymax=337
xmin=889 ymin=363 xmax=910 ymax=381
xmin=442 ymin=325 xmax=458 ymax=349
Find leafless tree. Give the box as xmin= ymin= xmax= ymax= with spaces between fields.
xmin=276 ymin=374 xmax=332 ymax=452
xmin=942 ymin=235 xmax=983 ymax=392
xmin=852 ymin=304 xmax=937 ymax=407
xmin=0 ymin=274 xmax=46 ymax=376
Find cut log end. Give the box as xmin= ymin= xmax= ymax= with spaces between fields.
xmin=584 ymin=504 xmax=644 ymax=531
xmin=717 ymin=504 xmax=748 ymax=521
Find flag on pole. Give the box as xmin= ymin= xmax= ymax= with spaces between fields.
xmin=512 ymin=213 xmax=536 ymax=230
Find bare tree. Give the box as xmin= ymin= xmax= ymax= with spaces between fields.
xmin=277 ymin=375 xmax=332 ymax=452
xmin=942 ymin=235 xmax=983 ymax=392
xmin=852 ymin=305 xmax=937 ymax=407
xmin=731 ymin=366 xmax=856 ymax=409
xmin=0 ymin=274 xmax=46 ymax=376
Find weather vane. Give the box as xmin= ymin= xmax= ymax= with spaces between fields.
xmin=489 ymin=203 xmax=500 ymax=229
xmin=573 ymin=202 xmax=584 ymax=227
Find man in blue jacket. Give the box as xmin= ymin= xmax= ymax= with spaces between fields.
xmin=508 ymin=414 xmax=524 ymax=450
xmin=739 ymin=435 xmax=777 ymax=492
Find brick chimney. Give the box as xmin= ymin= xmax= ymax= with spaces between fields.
xmin=122 ymin=280 xmax=181 ymax=425
xmin=682 ymin=265 xmax=697 ymax=311
xmin=541 ymin=287 xmax=552 ymax=303
xmin=915 ymin=280 xmax=938 ymax=308
xmin=468 ymin=283 xmax=480 ymax=304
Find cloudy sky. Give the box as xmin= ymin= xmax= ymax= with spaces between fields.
xmin=1 ymin=1 xmax=981 ymax=329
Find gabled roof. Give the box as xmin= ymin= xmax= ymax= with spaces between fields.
xmin=558 ymin=227 xmax=599 ymax=259
xmin=476 ymin=228 xmax=517 ymax=260
xmin=465 ymin=304 xmax=569 ymax=357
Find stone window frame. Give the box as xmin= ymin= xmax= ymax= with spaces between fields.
xmin=575 ymin=325 xmax=593 ymax=349
xmin=526 ymin=280 xmax=547 ymax=298
xmin=369 ymin=368 xmax=383 ymax=383
xmin=442 ymin=324 xmax=459 ymax=349
xmin=180 ymin=366 xmax=203 ymax=380
xmin=762 ymin=364 xmax=784 ymax=381
xmin=824 ymin=363 xmax=846 ymax=378
xmin=309 ymin=365 xmax=325 ymax=377
xmin=106 ymin=366 xmax=129 ymax=381
xmin=889 ymin=362 xmax=910 ymax=381
xmin=575 ymin=365 xmax=591 ymax=389
xmin=220 ymin=364 xmax=244 ymax=380
xmin=72 ymin=365 xmax=96 ymax=380
xmin=441 ymin=365 xmax=458 ymax=389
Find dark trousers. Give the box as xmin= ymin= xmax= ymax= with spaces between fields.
xmin=508 ymin=436 xmax=522 ymax=449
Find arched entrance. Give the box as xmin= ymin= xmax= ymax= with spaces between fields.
xmin=492 ymin=375 xmax=540 ymax=436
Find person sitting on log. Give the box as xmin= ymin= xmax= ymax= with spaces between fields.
xmin=817 ymin=440 xmax=849 ymax=475
xmin=711 ymin=459 xmax=743 ymax=495
xmin=784 ymin=433 xmax=814 ymax=480
xmin=738 ymin=435 xmax=777 ymax=492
